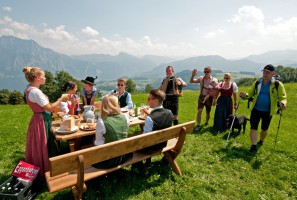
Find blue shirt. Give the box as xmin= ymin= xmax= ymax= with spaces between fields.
xmin=143 ymin=106 xmax=163 ymax=133
xmin=255 ymin=80 xmax=271 ymax=112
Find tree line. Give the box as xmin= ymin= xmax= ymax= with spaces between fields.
xmin=0 ymin=65 xmax=296 ymax=105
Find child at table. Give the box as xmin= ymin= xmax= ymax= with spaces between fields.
xmin=81 ymin=76 xmax=97 ymax=106
xmin=23 ymin=66 xmax=69 ymax=179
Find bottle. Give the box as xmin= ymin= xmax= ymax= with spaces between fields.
xmin=14 ymin=187 xmax=19 ymax=195
xmin=7 ymin=187 xmax=12 ymax=194
xmin=134 ymin=104 xmax=138 ymax=117
xmin=1 ymin=186 xmax=6 ymax=194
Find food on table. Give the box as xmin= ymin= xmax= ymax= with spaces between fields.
xmin=60 ymin=117 xmax=76 ymax=131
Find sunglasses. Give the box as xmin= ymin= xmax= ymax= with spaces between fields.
xmin=147 ymin=97 xmax=156 ymax=101
xmin=204 ymin=71 xmax=210 ymax=73
xmin=117 ymin=84 xmax=124 ymax=86
xmin=224 ymin=77 xmax=230 ymax=79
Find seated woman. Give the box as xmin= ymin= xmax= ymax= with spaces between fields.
xmin=93 ymin=95 xmax=132 ymax=168
xmin=59 ymin=81 xmax=80 ymax=115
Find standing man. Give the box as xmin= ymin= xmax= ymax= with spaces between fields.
xmin=240 ymin=64 xmax=287 ymax=152
xmin=101 ymin=77 xmax=133 ymax=109
xmin=190 ymin=66 xmax=218 ymax=131
xmin=159 ymin=66 xmax=187 ymax=125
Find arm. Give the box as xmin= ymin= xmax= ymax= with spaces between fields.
xmin=143 ymin=116 xmax=154 ymax=133
xmin=176 ymin=77 xmax=187 ymax=87
xmin=278 ymin=82 xmax=287 ymax=110
xmin=44 ymin=94 xmax=69 ymax=112
xmin=125 ymin=93 xmax=133 ymax=109
xmin=189 ymin=69 xmax=200 ymax=83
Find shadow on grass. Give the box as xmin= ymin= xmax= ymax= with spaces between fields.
xmin=215 ymin=146 xmax=265 ymax=170
xmin=84 ymin=160 xmax=172 ymax=200
xmin=45 ymin=160 xmax=172 ymax=200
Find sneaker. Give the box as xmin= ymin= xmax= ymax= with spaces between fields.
xmin=250 ymin=145 xmax=257 ymax=153
xmin=257 ymin=140 xmax=263 ymax=146
xmin=194 ymin=125 xmax=201 ymax=131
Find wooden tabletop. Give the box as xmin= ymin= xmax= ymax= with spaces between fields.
xmin=52 ymin=116 xmax=145 ymax=141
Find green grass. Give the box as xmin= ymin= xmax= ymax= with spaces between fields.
xmin=1 ymin=84 xmax=297 ymax=200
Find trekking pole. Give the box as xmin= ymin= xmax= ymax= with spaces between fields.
xmin=225 ymin=99 xmax=241 ymax=148
xmin=274 ymin=110 xmax=282 ymax=151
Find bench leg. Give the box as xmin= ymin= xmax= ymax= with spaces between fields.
xmin=162 ymin=127 xmax=187 ymax=176
xmin=163 ymin=151 xmax=182 ymax=175
xmin=71 ymin=154 xmax=86 ymax=200
xmin=72 ymin=184 xmax=87 ymax=200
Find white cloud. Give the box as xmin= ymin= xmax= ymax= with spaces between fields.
xmin=204 ymin=29 xmax=224 ymax=39
xmin=9 ymin=21 xmax=32 ymax=32
xmin=0 ymin=16 xmax=12 ymax=25
xmin=42 ymin=25 xmax=77 ymax=41
xmin=2 ymin=6 xmax=12 ymax=12
xmin=230 ymin=6 xmax=264 ymax=31
xmin=81 ymin=26 xmax=99 ymax=36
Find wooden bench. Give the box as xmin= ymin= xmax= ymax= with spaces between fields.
xmin=45 ymin=121 xmax=195 ymax=199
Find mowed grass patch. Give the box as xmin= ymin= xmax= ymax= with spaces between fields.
xmin=0 ymin=84 xmax=296 ymax=199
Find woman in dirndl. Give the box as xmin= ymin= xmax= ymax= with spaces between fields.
xmin=23 ymin=67 xmax=69 ymax=179
xmin=213 ymin=73 xmax=238 ymax=132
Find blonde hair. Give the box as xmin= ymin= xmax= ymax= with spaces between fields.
xmin=100 ymin=95 xmax=120 ymax=118
xmin=23 ymin=66 xmax=44 ymax=83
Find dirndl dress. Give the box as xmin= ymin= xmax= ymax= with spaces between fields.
xmin=25 ymin=88 xmax=59 ymax=178
xmin=213 ymin=83 xmax=234 ymax=132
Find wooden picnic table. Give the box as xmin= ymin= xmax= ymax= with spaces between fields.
xmin=52 ymin=116 xmax=146 ymax=152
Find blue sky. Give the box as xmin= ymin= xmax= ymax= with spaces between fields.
xmin=0 ymin=0 xmax=297 ymax=59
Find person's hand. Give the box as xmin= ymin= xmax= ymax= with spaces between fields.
xmin=192 ymin=69 xmax=197 ymax=76
xmin=61 ymin=94 xmax=70 ymax=101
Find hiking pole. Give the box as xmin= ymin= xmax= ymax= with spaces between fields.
xmin=274 ymin=110 xmax=282 ymax=151
xmin=225 ymin=99 xmax=241 ymax=148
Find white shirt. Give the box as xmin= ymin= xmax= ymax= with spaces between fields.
xmin=28 ymin=86 xmax=49 ymax=107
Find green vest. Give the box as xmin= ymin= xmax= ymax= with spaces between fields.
xmin=102 ymin=114 xmax=128 ymax=143
xmin=93 ymin=114 xmax=131 ymax=169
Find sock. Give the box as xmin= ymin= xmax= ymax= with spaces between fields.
xmin=173 ymin=120 xmax=178 ymax=125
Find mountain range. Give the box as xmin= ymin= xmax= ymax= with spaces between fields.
xmin=0 ymin=35 xmax=297 ymax=92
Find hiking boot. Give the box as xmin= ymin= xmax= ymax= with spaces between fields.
xmin=250 ymin=145 xmax=257 ymax=153
xmin=204 ymin=122 xmax=208 ymax=126
xmin=257 ymin=140 xmax=263 ymax=146
xmin=194 ymin=125 xmax=201 ymax=132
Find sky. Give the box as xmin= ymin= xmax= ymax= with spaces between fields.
xmin=0 ymin=0 xmax=297 ymax=59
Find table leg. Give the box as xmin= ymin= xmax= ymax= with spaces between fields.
xmin=68 ymin=140 xmax=76 ymax=152
xmin=139 ymin=124 xmax=144 ymax=132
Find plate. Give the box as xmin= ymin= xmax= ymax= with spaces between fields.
xmin=56 ymin=126 xmax=78 ymax=134
xmin=80 ymin=123 xmax=96 ymax=131
xmin=138 ymin=116 xmax=146 ymax=120
xmin=121 ymin=108 xmax=128 ymax=113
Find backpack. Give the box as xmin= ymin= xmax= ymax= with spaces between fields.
xmin=247 ymin=79 xmax=279 ymax=108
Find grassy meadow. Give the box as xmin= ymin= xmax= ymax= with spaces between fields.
xmin=0 ymin=84 xmax=296 ymax=200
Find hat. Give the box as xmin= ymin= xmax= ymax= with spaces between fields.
xmin=262 ymin=64 xmax=275 ymax=72
xmin=81 ymin=76 xmax=97 ymax=85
